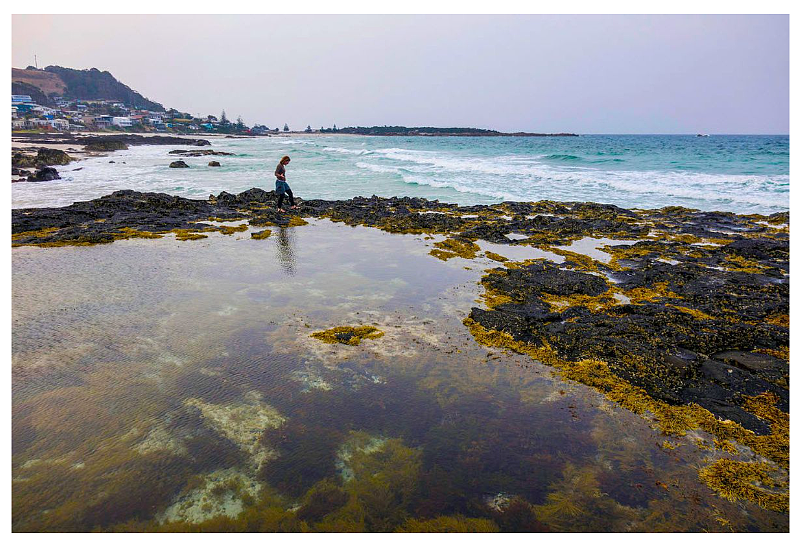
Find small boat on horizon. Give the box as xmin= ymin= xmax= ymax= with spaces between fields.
xmin=696 ymin=133 xmax=710 ymax=137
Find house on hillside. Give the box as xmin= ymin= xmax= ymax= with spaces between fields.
xmin=15 ymin=103 xmax=36 ymax=115
xmin=51 ymin=119 xmax=69 ymax=131
xmin=94 ymin=115 xmax=113 ymax=128
xmin=33 ymin=106 xmax=57 ymax=116
xmin=112 ymin=116 xmax=133 ymax=127
xmin=11 ymin=95 xmax=33 ymax=104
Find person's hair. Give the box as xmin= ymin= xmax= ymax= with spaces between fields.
xmin=280 ymin=155 xmax=291 ymax=164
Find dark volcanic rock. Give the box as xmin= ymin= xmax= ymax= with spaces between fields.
xmin=12 ymin=148 xmax=74 ymax=168
xmin=169 ymin=160 xmax=189 ymax=168
xmin=27 ymin=167 xmax=61 ymax=182
xmin=208 ymin=161 xmax=221 ymax=167
xmin=80 ymin=135 xmax=210 ymax=149
xmin=34 ymin=148 xmax=73 ymax=166
xmin=12 ymin=190 xmax=218 ymax=244
xmin=170 ymin=149 xmax=234 ymax=157
xmin=85 ymin=140 xmax=129 ymax=152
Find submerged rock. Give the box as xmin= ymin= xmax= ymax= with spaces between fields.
xmin=184 ymin=391 xmax=286 ymax=470
xmin=158 ymin=468 xmax=262 ymax=524
xmin=169 ymin=160 xmax=189 ymax=168
xmin=208 ymin=161 xmax=221 ymax=167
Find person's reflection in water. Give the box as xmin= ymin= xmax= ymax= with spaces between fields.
xmin=275 ymin=227 xmax=296 ymax=275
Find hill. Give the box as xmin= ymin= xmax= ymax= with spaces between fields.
xmin=11 ymin=66 xmax=164 ymax=110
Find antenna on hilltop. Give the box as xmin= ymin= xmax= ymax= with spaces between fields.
xmin=34 ymin=54 xmax=38 ymax=69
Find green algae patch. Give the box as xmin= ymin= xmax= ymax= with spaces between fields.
xmin=429 ymin=237 xmax=480 ymax=261
xmin=698 ymin=459 xmax=788 ymax=512
xmin=398 ymin=515 xmax=500 ymax=532
xmin=287 ymin=216 xmax=309 ymax=227
xmin=311 ymin=326 xmax=384 ymax=346
xmin=251 ymin=229 xmax=272 ymax=240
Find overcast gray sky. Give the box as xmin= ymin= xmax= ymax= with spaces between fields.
xmin=12 ymin=14 xmax=789 ymax=134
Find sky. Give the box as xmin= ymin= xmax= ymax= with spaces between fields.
xmin=11 ymin=14 xmax=789 ymax=134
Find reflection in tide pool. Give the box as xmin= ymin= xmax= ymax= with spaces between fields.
xmin=12 ymin=220 xmax=787 ymax=532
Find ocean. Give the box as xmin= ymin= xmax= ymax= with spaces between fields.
xmin=13 ymin=134 xmax=789 ymax=214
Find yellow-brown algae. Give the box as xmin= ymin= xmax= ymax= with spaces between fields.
xmin=484 ymin=251 xmax=508 ymax=262
xmin=429 ymin=237 xmax=480 ymax=261
xmin=251 ymin=229 xmax=272 ymax=240
xmin=698 ymin=459 xmax=788 ymax=512
xmin=217 ymin=223 xmax=249 ymax=236
xmin=463 ymin=318 xmax=789 ymax=477
xmin=173 ymin=230 xmax=208 ymax=241
xmin=310 ymin=326 xmax=384 ymax=346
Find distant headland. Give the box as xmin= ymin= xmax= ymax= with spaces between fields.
xmin=329 ymin=126 xmax=578 ymax=137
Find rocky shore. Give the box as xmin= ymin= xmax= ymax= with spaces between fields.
xmin=11 ymin=133 xmax=212 ymax=183
xmin=12 ymin=188 xmax=789 ymax=510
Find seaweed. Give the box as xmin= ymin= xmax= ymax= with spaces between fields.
xmin=398 ymin=515 xmax=500 ymax=532
xmin=698 ymin=459 xmax=788 ymax=512
xmin=251 ymin=229 xmax=272 ymax=240
xmin=429 ymin=237 xmax=480 ymax=261
xmin=310 ymin=326 xmax=384 ymax=346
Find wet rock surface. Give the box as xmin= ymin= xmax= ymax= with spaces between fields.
xmin=12 ymin=148 xmax=74 ymax=169
xmin=27 ymin=167 xmax=61 ymax=182
xmin=168 ymin=160 xmax=189 ymax=168
xmin=169 ymin=149 xmax=234 ymax=157
xmin=12 ymin=133 xmax=211 ymax=148
xmin=11 ymin=188 xmax=789 ymax=439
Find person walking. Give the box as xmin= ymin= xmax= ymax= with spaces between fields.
xmin=275 ymin=155 xmax=298 ymax=212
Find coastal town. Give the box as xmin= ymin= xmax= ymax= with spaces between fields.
xmin=12 ymin=92 xmax=279 ymax=135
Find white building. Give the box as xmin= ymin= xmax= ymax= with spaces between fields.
xmin=33 ymin=106 xmax=57 ymax=116
xmin=112 ymin=116 xmax=133 ymax=127
xmin=51 ymin=119 xmax=69 ymax=131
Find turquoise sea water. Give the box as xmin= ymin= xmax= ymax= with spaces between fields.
xmin=13 ymin=134 xmax=788 ymax=214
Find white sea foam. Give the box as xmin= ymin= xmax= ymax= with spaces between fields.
xmin=12 ymin=135 xmax=789 ymax=214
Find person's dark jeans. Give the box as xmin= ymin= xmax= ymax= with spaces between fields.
xmin=277 ymin=188 xmax=295 ymax=209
